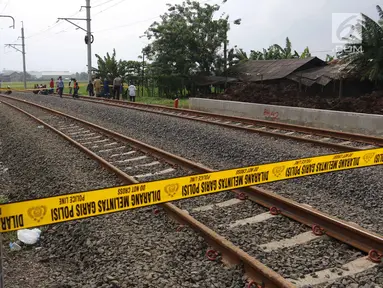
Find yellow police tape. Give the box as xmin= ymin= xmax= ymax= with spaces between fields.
xmin=1 ymin=148 xmax=382 ymax=232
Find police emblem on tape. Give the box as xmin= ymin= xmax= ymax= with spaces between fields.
xmin=363 ymin=152 xmax=375 ymax=164
xmin=164 ymin=183 xmax=179 ymax=197
xmin=272 ymin=166 xmax=285 ymax=177
xmin=28 ymin=206 xmax=47 ymax=222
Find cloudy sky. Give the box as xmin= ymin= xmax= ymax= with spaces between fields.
xmin=0 ymin=0 xmax=380 ymax=73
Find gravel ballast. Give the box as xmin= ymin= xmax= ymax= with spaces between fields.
xmin=0 ymin=102 xmax=246 ymax=288
xmin=7 ymin=94 xmax=383 ymax=236
xmin=3 ymin=95 xmax=383 ymax=286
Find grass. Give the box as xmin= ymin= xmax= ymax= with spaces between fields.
xmin=0 ymin=194 xmax=8 ymax=204
xmin=129 ymin=96 xmax=189 ymax=108
xmin=2 ymin=81 xmax=190 ymax=108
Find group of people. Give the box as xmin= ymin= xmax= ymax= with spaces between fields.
xmin=32 ymin=76 xmax=137 ymax=101
xmin=87 ymin=76 xmax=137 ymax=101
xmin=33 ymin=83 xmax=48 ymax=95
xmin=49 ymin=77 xmax=79 ymax=98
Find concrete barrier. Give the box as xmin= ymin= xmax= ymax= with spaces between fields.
xmin=189 ymin=98 xmax=383 ymax=136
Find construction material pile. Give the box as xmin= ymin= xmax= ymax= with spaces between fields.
xmin=207 ymin=83 xmax=383 ymax=114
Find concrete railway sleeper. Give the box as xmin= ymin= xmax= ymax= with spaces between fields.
xmin=17 ymin=90 xmax=383 ymax=152
xmin=1 ymin=95 xmax=382 ymax=287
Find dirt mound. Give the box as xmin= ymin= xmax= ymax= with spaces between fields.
xmin=207 ymin=83 xmax=383 ymax=114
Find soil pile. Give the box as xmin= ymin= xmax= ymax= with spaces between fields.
xmin=206 ymin=83 xmax=383 ymax=114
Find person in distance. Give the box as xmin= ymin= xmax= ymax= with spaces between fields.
xmin=57 ymin=76 xmax=64 ymax=98
xmin=128 ymin=82 xmax=136 ymax=102
xmin=87 ymin=81 xmax=94 ymax=96
xmin=113 ymin=76 xmax=122 ymax=100
xmin=49 ymin=78 xmax=54 ymax=94
xmin=93 ymin=76 xmax=102 ymax=97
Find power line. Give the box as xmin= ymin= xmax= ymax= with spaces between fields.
xmin=93 ymin=15 xmax=159 ymax=33
xmin=92 ymin=0 xmax=107 ymax=4
xmin=93 ymin=0 xmax=126 ymax=17
xmin=26 ymin=22 xmax=63 ymax=39
xmin=26 ymin=9 xmax=82 ymax=39
xmin=92 ymin=0 xmax=118 ymax=8
xmin=0 ymin=0 xmax=9 ymax=14
xmin=93 ymin=0 xmax=215 ymax=33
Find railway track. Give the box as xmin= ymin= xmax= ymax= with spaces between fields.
xmin=48 ymin=92 xmax=383 ymax=152
xmin=1 ymin=95 xmax=382 ymax=287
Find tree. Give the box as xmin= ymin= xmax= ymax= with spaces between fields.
xmin=274 ymin=37 xmax=294 ymax=58
xmin=145 ymin=1 xmax=229 ymax=75
xmin=247 ymin=37 xmax=311 ymax=60
xmin=299 ymin=47 xmax=312 ymax=58
xmin=79 ymin=72 xmax=88 ymax=81
xmin=124 ymin=60 xmax=143 ymax=83
xmin=94 ymin=49 xmax=128 ymax=82
xmin=228 ymin=46 xmax=248 ymax=66
xmin=339 ymin=5 xmax=383 ymax=82
xmin=249 ymin=37 xmax=311 ymax=60
xmin=143 ymin=1 xmax=233 ymax=96
xmin=326 ymin=54 xmax=335 ymax=62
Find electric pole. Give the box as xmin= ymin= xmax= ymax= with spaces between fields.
xmin=86 ymin=0 xmax=92 ymax=82
xmin=4 ymin=21 xmax=27 ymax=89
xmin=142 ymin=51 xmax=145 ymax=97
xmin=21 ymin=21 xmax=27 ymax=89
xmin=58 ymin=0 xmax=93 ymax=82
xmin=224 ymin=29 xmax=227 ymax=88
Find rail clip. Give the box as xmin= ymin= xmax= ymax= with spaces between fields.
xmin=312 ymin=224 xmax=325 ymax=236
xmin=206 ymin=249 xmax=219 ymax=261
xmin=368 ymin=249 xmax=382 ymax=263
xmin=247 ymin=280 xmax=265 ymax=288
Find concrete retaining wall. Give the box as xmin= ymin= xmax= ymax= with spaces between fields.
xmin=189 ymin=98 xmax=383 ymax=136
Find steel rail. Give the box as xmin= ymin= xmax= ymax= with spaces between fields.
xmin=12 ymin=89 xmax=383 ymax=150
xmin=67 ymin=97 xmax=361 ymax=152
xmin=67 ymin=94 xmax=383 ymax=149
xmin=1 ymin=97 xmax=295 ymax=288
xmin=2 ymin=95 xmax=382 ymax=265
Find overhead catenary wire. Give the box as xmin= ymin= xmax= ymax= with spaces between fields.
xmin=26 ymin=9 xmax=82 ymax=40
xmin=93 ymin=15 xmax=160 ymax=33
xmin=92 ymin=0 xmax=119 ymax=9
xmin=92 ymin=0 xmax=126 ymax=17
xmin=0 ymin=0 xmax=9 ymax=13
xmin=93 ymin=0 xmax=215 ymax=34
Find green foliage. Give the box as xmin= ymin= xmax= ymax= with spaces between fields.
xmin=326 ymin=54 xmax=335 ymax=62
xmin=228 ymin=46 xmax=248 ymax=66
xmin=141 ymin=0 xmax=238 ymax=96
xmin=300 ymin=47 xmax=312 ymax=58
xmin=94 ymin=49 xmax=142 ymax=83
xmin=94 ymin=49 xmax=123 ymax=82
xmin=339 ymin=5 xmax=383 ymax=82
xmin=145 ymin=1 xmax=229 ymax=76
xmin=247 ymin=37 xmax=311 ymax=60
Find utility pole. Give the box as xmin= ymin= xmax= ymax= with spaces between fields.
xmin=58 ymin=0 xmax=93 ymax=82
xmin=21 ymin=21 xmax=27 ymax=89
xmin=4 ymin=21 xmax=27 ymax=89
xmin=85 ymin=0 xmax=92 ymax=83
xmin=142 ymin=51 xmax=145 ymax=97
xmin=224 ymin=29 xmax=227 ymax=88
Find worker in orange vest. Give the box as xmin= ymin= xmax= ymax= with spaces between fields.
xmin=72 ymin=79 xmax=80 ymax=99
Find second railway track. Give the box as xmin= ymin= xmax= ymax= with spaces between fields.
xmin=27 ymin=91 xmax=383 ymax=152
xmin=1 ymin=95 xmax=382 ymax=287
